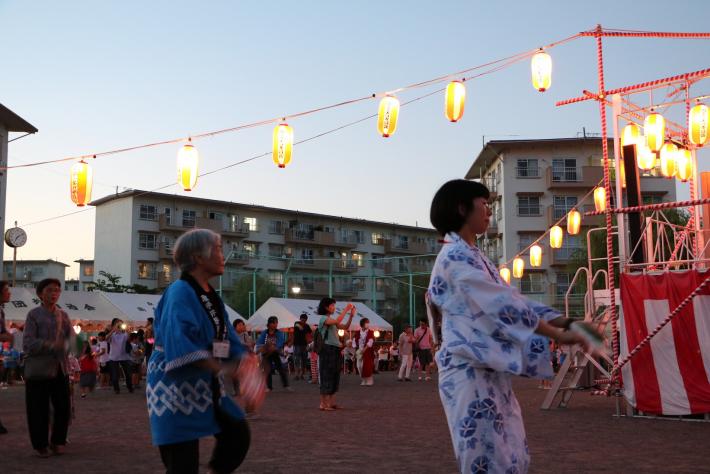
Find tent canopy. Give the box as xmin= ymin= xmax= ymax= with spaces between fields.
xmin=4 ymin=288 xmax=244 ymax=325
xmin=246 ymin=298 xmax=392 ymax=332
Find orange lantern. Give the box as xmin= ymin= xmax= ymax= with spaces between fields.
xmin=444 ymin=81 xmax=466 ymax=122
xmin=567 ymin=210 xmax=581 ymax=235
xmin=689 ymin=103 xmax=709 ymax=146
xmin=377 ymin=96 xmax=400 ymax=137
xmin=659 ymin=142 xmax=678 ymax=178
xmin=70 ymin=160 xmax=93 ymax=206
xmin=272 ymin=123 xmax=294 ymax=168
xmin=531 ymin=50 xmax=552 ymax=92
xmin=676 ymin=148 xmax=692 ymax=182
xmin=177 ymin=142 xmax=199 ymax=191
xmin=530 ymin=244 xmax=542 ymax=267
xmin=550 ymin=225 xmax=563 ymax=249
xmin=621 ymin=123 xmax=641 ymax=148
xmin=636 ymin=142 xmax=656 ymax=171
xmin=594 ymin=186 xmax=606 ymax=212
xmin=499 ymin=267 xmax=511 ymax=284
xmin=619 ymin=158 xmax=627 ymax=189
xmin=512 ymin=257 xmax=525 ymax=279
xmin=644 ymin=113 xmax=665 ymax=152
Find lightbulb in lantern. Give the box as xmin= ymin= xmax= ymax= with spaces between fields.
xmin=499 ymin=267 xmax=511 ymax=284
xmin=377 ymin=96 xmax=400 ymax=137
xmin=594 ymin=187 xmax=606 ymax=212
xmin=73 ymin=324 xmax=81 ymax=335
xmin=272 ymin=123 xmax=294 ymax=168
xmin=70 ymin=160 xmax=93 ymax=207
xmin=338 ymin=329 xmax=345 ymax=337
xmin=512 ymin=257 xmax=525 ymax=279
xmin=291 ymin=286 xmax=301 ymax=295
xmin=636 ymin=142 xmax=657 ymax=171
xmin=531 ymin=49 xmax=552 ymax=92
xmin=567 ymin=210 xmax=581 ymax=235
xmin=659 ymin=142 xmax=678 ymax=178
xmin=676 ymin=148 xmax=692 ymax=182
xmin=177 ymin=142 xmax=199 ymax=191
xmin=529 ymin=245 xmax=542 ymax=267
xmin=550 ymin=225 xmax=563 ymax=249
xmin=644 ymin=113 xmax=665 ymax=152
xmin=689 ymin=103 xmax=709 ymax=146
xmin=621 ymin=123 xmax=641 ymax=148
xmin=374 ymin=330 xmax=381 ymax=338
xmin=444 ymin=81 xmax=466 ymax=122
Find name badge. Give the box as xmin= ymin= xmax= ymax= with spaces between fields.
xmin=213 ymin=340 xmax=230 ymax=359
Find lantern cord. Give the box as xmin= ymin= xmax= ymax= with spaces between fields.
xmin=1 ymin=32 xmax=585 ymax=172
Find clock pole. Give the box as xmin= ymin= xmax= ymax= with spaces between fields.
xmin=12 ymin=221 xmax=17 ymax=287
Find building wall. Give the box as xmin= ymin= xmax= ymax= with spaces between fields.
xmin=0 ymin=124 xmax=7 ymax=276
xmin=94 ymin=197 xmax=135 ymax=285
xmin=3 ymin=261 xmax=67 ymax=288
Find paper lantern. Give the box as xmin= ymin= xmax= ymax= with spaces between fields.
xmin=676 ymin=148 xmax=692 ymax=182
xmin=621 ymin=123 xmax=641 ymax=148
xmin=659 ymin=142 xmax=678 ymax=178
xmin=567 ymin=210 xmax=581 ymax=235
xmin=530 ymin=245 xmax=542 ymax=267
xmin=619 ymin=159 xmax=627 ymax=189
xmin=594 ymin=186 xmax=606 ymax=212
xmin=689 ymin=103 xmax=709 ymax=146
xmin=338 ymin=329 xmax=345 ymax=337
xmin=444 ymin=81 xmax=466 ymax=122
xmin=70 ymin=160 xmax=93 ymax=206
xmin=512 ymin=257 xmax=525 ymax=278
xmin=73 ymin=324 xmax=81 ymax=335
xmin=177 ymin=142 xmax=199 ymax=191
xmin=272 ymin=123 xmax=294 ymax=168
xmin=377 ymin=96 xmax=400 ymax=137
xmin=636 ymin=142 xmax=656 ymax=171
xmin=550 ymin=225 xmax=563 ymax=249
xmin=374 ymin=330 xmax=381 ymax=338
xmin=499 ymin=267 xmax=511 ymax=284
xmin=531 ymin=50 xmax=552 ymax=92
xmin=644 ymin=113 xmax=665 ymax=152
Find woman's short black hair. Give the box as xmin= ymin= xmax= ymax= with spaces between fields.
xmin=430 ymin=179 xmax=490 ymax=236
xmin=267 ymin=316 xmax=278 ymax=325
xmin=0 ymin=280 xmax=8 ymax=293
xmin=36 ymin=278 xmax=61 ymax=297
xmin=360 ymin=317 xmax=370 ymax=328
xmin=317 ymin=297 xmax=336 ymax=315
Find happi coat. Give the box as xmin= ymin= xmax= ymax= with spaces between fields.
xmin=428 ymin=232 xmax=558 ymax=474
xmin=147 ymin=280 xmax=247 ymax=446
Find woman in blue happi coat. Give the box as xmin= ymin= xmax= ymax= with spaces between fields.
xmin=428 ymin=180 xmax=587 ymax=474
xmin=147 ymin=229 xmax=263 ymax=474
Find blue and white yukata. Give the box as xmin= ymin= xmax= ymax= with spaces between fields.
xmin=429 ymin=232 xmax=559 ymax=474
xmin=146 ymin=280 xmax=247 ymax=446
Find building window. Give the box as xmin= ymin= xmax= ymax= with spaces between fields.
xmin=300 ymin=248 xmax=314 ymax=262
xmin=139 ymin=204 xmax=157 ymax=221
xmin=268 ymin=244 xmax=284 ymax=258
xmin=138 ymin=262 xmax=157 ymax=280
xmin=556 ymin=273 xmax=572 ymax=295
xmin=139 ymin=233 xmax=158 ymax=249
xmin=557 ymin=235 xmax=583 ymax=261
xmin=518 ymin=235 xmax=535 ymax=253
xmin=162 ymin=264 xmax=172 ymax=281
xmin=163 ymin=207 xmax=172 ymax=225
xmin=353 ymin=230 xmax=366 ymax=244
xmin=372 ymin=232 xmax=384 ymax=245
xmin=268 ymin=271 xmax=283 ymax=288
xmin=268 ymin=220 xmax=284 ymax=234
xmin=517 ymin=196 xmax=541 ymax=216
xmin=225 ymin=214 xmax=240 ymax=232
xmin=552 ymin=158 xmax=578 ymax=182
xmin=553 ymin=195 xmax=578 ymax=219
xmin=242 ymin=242 xmax=258 ymax=257
xmin=352 ymin=252 xmax=364 ymax=267
xmin=520 ymin=273 xmax=545 ymax=294
xmin=182 ymin=210 xmax=196 ymax=227
xmin=244 ymin=217 xmax=258 ymax=232
xmin=516 ymin=159 xmax=540 ymax=178
xmin=208 ymin=211 xmax=223 ymax=222
xmin=83 ymin=265 xmax=94 ymax=277
xmin=496 ymin=163 xmax=502 ymax=183
xmin=396 ymin=235 xmax=409 ymax=249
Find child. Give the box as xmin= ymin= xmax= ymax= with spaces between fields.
xmin=1 ymin=342 xmax=19 ymax=387
xmin=79 ymin=343 xmax=98 ymax=398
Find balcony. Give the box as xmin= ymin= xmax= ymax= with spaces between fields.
xmin=158 ymin=214 xmax=184 ymax=232
xmin=546 ymin=205 xmax=603 ymax=228
xmin=225 ymin=252 xmax=250 ymax=266
xmin=157 ymin=215 xmax=222 ymax=233
xmin=383 ymin=239 xmax=430 ymax=255
xmin=549 ymin=247 xmax=584 ymax=267
xmin=546 ymin=166 xmax=603 ymax=190
xmin=486 ymin=221 xmax=499 ymax=236
xmin=290 ymin=259 xmax=331 ymax=271
xmin=221 ymin=224 xmax=250 ymax=238
xmin=285 ymin=229 xmax=358 ymax=248
xmin=384 ymin=285 xmax=398 ymax=299
xmin=516 ymin=205 xmax=543 ymax=217
xmin=297 ymin=280 xmax=329 ymax=296
xmin=334 ymin=283 xmax=358 ymax=297
xmin=515 ymin=166 xmax=541 ymax=178
xmin=385 ymin=261 xmax=433 ymax=274
xmin=158 ymin=244 xmax=173 ymax=260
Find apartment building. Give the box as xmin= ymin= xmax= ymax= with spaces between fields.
xmin=465 ymin=137 xmax=677 ymax=310
xmin=65 ymin=259 xmax=95 ymax=291
xmin=90 ymin=191 xmax=440 ymax=317
xmin=3 ymin=259 xmax=68 ymax=288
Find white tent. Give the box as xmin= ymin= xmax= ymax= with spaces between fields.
xmin=4 ymin=288 xmax=244 ymax=325
xmin=246 ymin=298 xmax=392 ymax=332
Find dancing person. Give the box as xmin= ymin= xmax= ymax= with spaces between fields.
xmin=428 ymin=180 xmax=588 ymax=474
xmin=256 ymin=316 xmax=291 ymax=392
xmin=147 ymin=229 xmax=263 ymax=474
xmin=397 ymin=325 xmax=415 ymax=382
xmin=95 ymin=331 xmax=110 ymax=388
xmin=389 ymin=341 xmax=399 ymax=371
xmin=1 ymin=341 xmax=20 ymax=386
xmin=23 ymin=278 xmax=72 ymax=457
xmin=129 ymin=332 xmax=145 ymax=388
xmin=233 ymin=319 xmax=254 ymax=352
xmin=317 ymin=298 xmax=355 ymax=410
xmin=377 ymin=345 xmax=389 ymax=372
xmin=414 ymin=319 xmax=434 ymax=381
xmin=353 ymin=318 xmax=375 ymax=386
xmin=292 ymin=313 xmax=312 ymax=381
xmin=0 ymin=281 xmax=12 ymax=434
xmin=106 ymin=318 xmax=133 ymax=394
xmin=78 ymin=342 xmax=97 ymax=398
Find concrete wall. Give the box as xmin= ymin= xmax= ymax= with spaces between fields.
xmin=94 ymin=196 xmax=134 ymax=285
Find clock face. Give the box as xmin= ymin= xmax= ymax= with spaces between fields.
xmin=4 ymin=227 xmax=27 ymax=248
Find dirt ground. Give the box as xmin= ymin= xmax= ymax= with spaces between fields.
xmin=0 ymin=371 xmax=709 ymax=473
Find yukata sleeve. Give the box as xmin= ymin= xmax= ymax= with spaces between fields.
xmin=430 ymin=258 xmax=551 ymax=378
xmin=525 ymin=297 xmax=562 ymax=323
xmin=161 ymin=288 xmax=212 ymax=373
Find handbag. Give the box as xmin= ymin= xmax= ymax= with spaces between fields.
xmin=24 ymin=354 xmax=59 ymax=381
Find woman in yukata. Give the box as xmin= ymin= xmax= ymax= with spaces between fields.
xmin=428 ymin=180 xmax=588 ymax=474
xmin=147 ymin=229 xmax=264 ymax=474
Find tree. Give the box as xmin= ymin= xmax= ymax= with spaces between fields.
xmin=226 ymin=274 xmax=279 ymax=318
xmin=93 ymin=270 xmax=158 ymax=294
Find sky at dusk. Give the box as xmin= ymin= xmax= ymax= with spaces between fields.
xmin=2 ymin=1 xmax=709 ymax=278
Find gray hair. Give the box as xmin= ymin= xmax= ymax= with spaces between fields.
xmin=173 ymin=229 xmax=221 ymax=272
